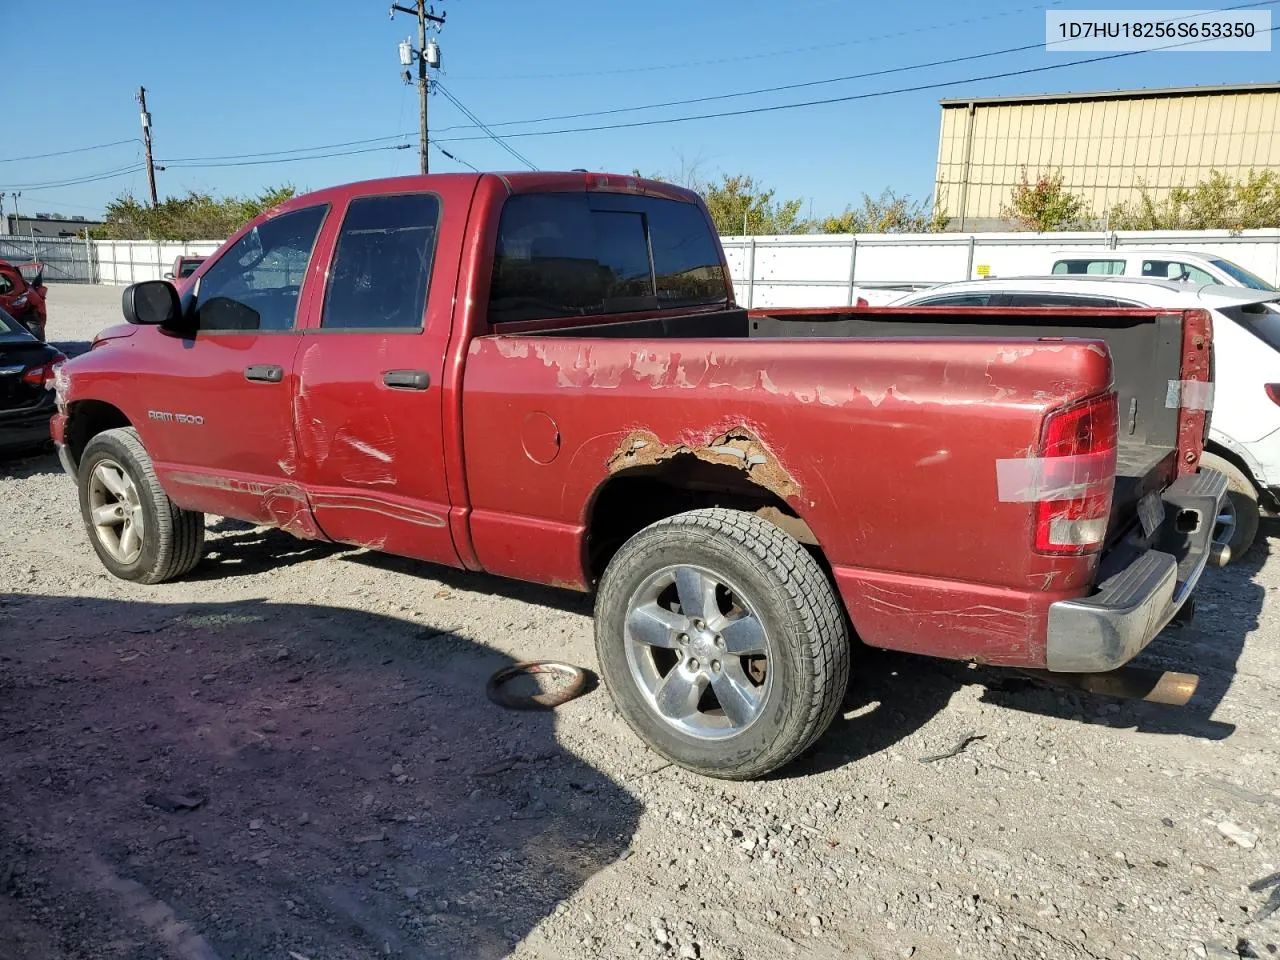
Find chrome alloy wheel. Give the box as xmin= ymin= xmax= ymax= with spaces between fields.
xmin=87 ymin=459 xmax=145 ymax=564
xmin=623 ymin=564 xmax=773 ymax=739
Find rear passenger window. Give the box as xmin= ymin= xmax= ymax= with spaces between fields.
xmin=1004 ymin=294 xmax=1122 ymax=307
xmin=194 ymin=205 xmax=326 ymax=332
xmin=1052 ymin=259 xmax=1126 ymax=276
xmin=916 ymin=294 xmax=996 ymax=306
xmin=488 ymin=192 xmax=727 ymax=324
xmin=1142 ymin=260 xmax=1215 ymax=285
xmin=323 ymin=194 xmax=440 ymax=330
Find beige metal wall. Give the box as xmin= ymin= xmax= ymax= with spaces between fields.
xmin=936 ymin=88 xmax=1280 ymax=229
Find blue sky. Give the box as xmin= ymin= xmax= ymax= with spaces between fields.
xmin=5 ymin=0 xmax=1276 ymax=221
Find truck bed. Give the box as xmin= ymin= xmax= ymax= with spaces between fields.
xmin=528 ymin=302 xmax=1194 ymax=543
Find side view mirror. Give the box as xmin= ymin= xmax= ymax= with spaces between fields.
xmin=122 ymin=280 xmax=182 ymax=326
xmin=163 ymin=271 xmax=174 ymax=280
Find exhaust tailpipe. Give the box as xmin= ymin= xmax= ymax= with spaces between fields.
xmin=1019 ymin=666 xmax=1200 ymax=706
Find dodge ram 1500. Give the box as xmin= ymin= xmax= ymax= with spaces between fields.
xmin=52 ymin=172 xmax=1226 ymax=778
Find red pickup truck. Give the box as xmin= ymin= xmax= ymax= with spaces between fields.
xmin=51 ymin=172 xmax=1226 ymax=779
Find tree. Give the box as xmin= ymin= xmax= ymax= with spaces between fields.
xmin=1107 ymin=169 xmax=1280 ymax=231
xmin=96 ymin=186 xmax=298 ymax=241
xmin=1002 ymin=167 xmax=1094 ymax=232
xmin=701 ymin=174 xmax=805 ymax=236
xmin=817 ymin=189 xmax=948 ymax=234
xmin=634 ymin=166 xmax=806 ymax=236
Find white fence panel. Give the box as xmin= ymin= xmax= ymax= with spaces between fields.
xmin=721 ymin=229 xmax=1280 ymax=308
xmin=96 ymin=240 xmax=223 ymax=285
xmin=83 ymin=230 xmax=1280 ymax=305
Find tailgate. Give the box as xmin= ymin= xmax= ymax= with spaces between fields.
xmin=748 ymin=304 xmax=1215 ymax=548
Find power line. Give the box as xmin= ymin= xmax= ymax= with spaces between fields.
xmin=0 ymin=139 xmax=138 ymax=164
xmin=429 ymin=140 xmax=479 ymax=172
xmin=433 ymin=0 xmax=1277 ymax=133
xmin=446 ymin=0 xmax=1065 ymax=81
xmin=161 ymin=144 xmax=412 ymax=170
xmin=159 ymin=134 xmax=409 ymax=164
xmin=434 ymin=83 xmax=538 ymax=170
xmin=6 ymin=164 xmax=145 ymax=191
xmin=434 ymin=41 xmax=1048 ymax=134
xmin=435 ymin=24 xmax=1280 ymax=144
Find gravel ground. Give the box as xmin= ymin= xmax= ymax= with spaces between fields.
xmin=1 ymin=284 xmax=1278 ymax=960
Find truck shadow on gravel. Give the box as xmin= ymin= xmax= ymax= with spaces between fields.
xmin=346 ymin=550 xmax=596 ymax=617
xmin=972 ymin=534 xmax=1271 ymax=742
xmin=790 ymin=536 xmax=1271 ymax=776
xmin=188 ymin=518 xmax=355 ymax=580
xmin=0 ymin=594 xmax=638 ymax=960
xmin=0 ymin=447 xmax=62 ymax=477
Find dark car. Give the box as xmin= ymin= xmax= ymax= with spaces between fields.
xmin=0 ymin=306 xmax=64 ymax=457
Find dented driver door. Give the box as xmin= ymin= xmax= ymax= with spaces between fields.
xmin=148 ymin=205 xmax=329 ymax=533
xmin=291 ymin=191 xmax=460 ymax=566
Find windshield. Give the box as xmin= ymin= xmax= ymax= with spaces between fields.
xmin=1209 ymin=257 xmax=1275 ymax=291
xmin=178 ymin=259 xmax=203 ymax=277
xmin=0 ymin=305 xmax=33 ymax=339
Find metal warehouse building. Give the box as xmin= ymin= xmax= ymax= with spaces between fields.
xmin=934 ymin=81 xmax=1280 ymax=231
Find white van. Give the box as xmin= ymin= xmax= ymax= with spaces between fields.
xmin=891 ymin=276 xmax=1280 ymax=562
xmin=1048 ymin=248 xmax=1277 ymax=291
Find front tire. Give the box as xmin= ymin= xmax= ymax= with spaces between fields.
xmin=77 ymin=427 xmax=205 ymax=584
xmin=1200 ymin=452 xmax=1260 ymax=563
xmin=594 ymin=508 xmax=850 ymax=780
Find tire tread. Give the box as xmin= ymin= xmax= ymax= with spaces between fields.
xmin=596 ymin=507 xmax=850 ymax=780
xmin=81 ymin=427 xmax=204 ymax=584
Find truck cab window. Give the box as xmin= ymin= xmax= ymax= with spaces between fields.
xmin=322 ymin=194 xmax=440 ymax=330
xmin=193 ymin=205 xmax=326 ymax=333
xmin=488 ymin=192 xmax=727 ymax=325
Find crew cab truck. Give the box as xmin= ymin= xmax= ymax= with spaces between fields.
xmin=51 ymin=172 xmax=1226 ymax=780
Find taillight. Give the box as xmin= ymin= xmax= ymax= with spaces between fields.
xmin=21 ymin=352 xmax=66 ymax=388
xmin=1033 ymin=393 xmax=1119 ymax=555
xmin=1266 ymin=384 xmax=1280 ymax=406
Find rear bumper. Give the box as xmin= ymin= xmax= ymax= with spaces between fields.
xmin=1045 ymin=469 xmax=1228 ymax=672
xmin=0 ymin=392 xmax=56 ymax=453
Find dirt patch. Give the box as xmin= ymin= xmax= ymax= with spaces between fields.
xmin=0 ymin=593 xmax=637 ymax=960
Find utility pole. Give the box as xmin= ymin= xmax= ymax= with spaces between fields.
xmin=8 ymin=192 xmax=21 ymax=236
xmin=137 ymin=86 xmax=159 ymax=207
xmin=391 ymin=1 xmax=446 ymax=175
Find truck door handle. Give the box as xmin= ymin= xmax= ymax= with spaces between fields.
xmin=383 ymin=369 xmax=430 ymax=390
xmin=244 ymin=364 xmax=284 ymax=383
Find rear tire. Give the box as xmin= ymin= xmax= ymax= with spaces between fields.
xmin=594 ymin=508 xmax=850 ymax=780
xmin=77 ymin=427 xmax=205 ymax=584
xmin=1200 ymin=452 xmax=1259 ymax=563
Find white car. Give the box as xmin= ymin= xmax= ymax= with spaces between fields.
xmin=1046 ymin=248 xmax=1276 ymax=291
xmin=890 ymin=276 xmax=1280 ymax=561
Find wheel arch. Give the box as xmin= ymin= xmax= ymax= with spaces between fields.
xmin=1203 ymin=436 xmax=1277 ymax=510
xmin=584 ymin=459 xmax=821 ymax=584
xmin=64 ymin=400 xmax=133 ymax=473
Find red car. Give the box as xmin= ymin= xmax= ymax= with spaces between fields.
xmin=0 ymin=260 xmax=48 ymax=340
xmin=51 ymin=172 xmax=1225 ymax=779
xmin=164 ymin=255 xmax=205 ymax=283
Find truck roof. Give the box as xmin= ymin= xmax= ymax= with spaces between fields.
xmin=265 ymin=171 xmax=703 ymax=217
